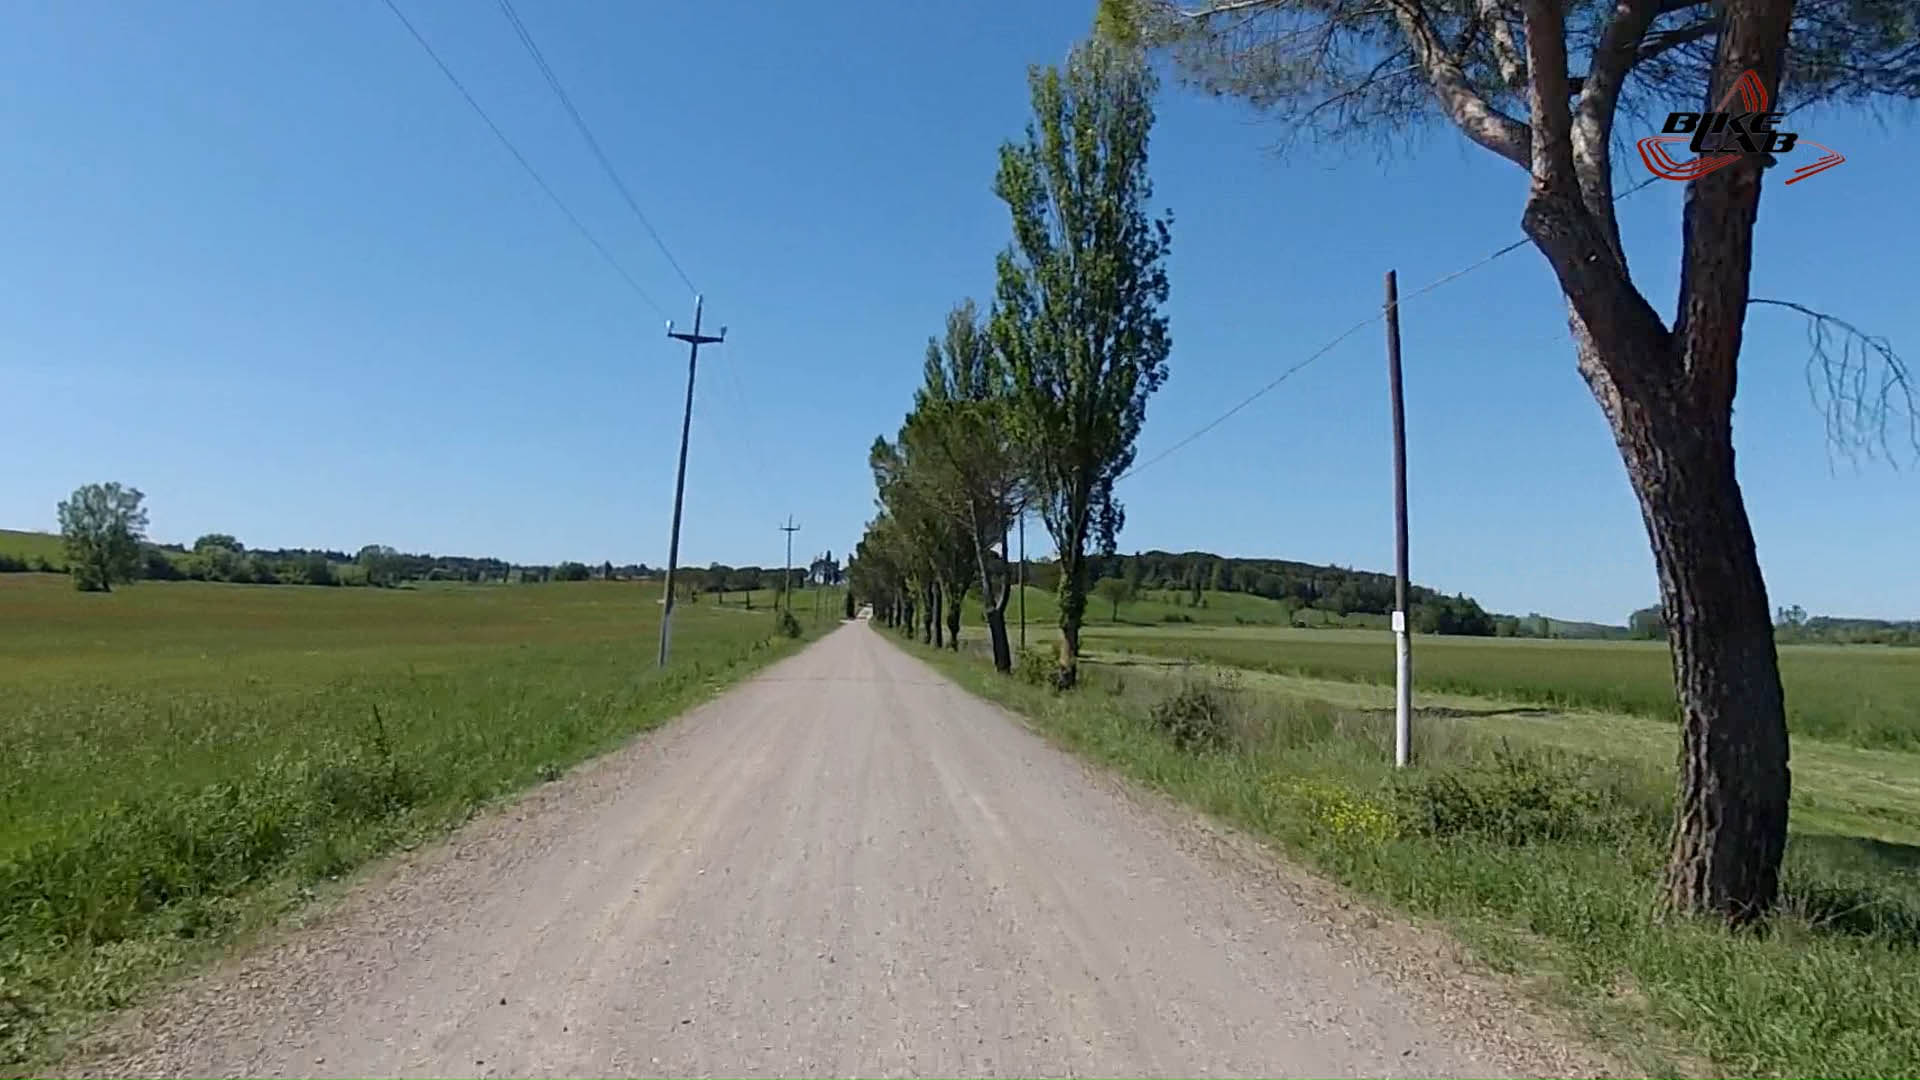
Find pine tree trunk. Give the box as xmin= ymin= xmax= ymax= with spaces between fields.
xmin=1616 ymin=389 xmax=1791 ymax=925
xmin=932 ymin=588 xmax=944 ymax=649
xmin=945 ymin=587 xmax=962 ymax=649
xmin=985 ymin=608 xmax=1011 ymax=670
xmin=1558 ymin=315 xmax=1792 ymax=926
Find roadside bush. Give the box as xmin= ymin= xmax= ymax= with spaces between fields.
xmin=1389 ymin=742 xmax=1658 ymax=848
xmin=1270 ymin=777 xmax=1399 ymax=844
xmin=1160 ymin=612 xmax=1193 ymax=623
xmin=1013 ymin=647 xmax=1056 ymax=688
xmin=774 ymin=609 xmax=802 ymax=639
xmin=0 ymin=555 xmax=26 ymax=573
xmin=1149 ymin=675 xmax=1238 ymax=752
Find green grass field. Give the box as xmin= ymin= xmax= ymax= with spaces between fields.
xmin=964 ymin=586 xmax=1920 ymax=751
xmin=1086 ymin=623 xmax=1920 ymax=751
xmin=0 ymin=573 xmax=840 ymax=1067
xmin=902 ymin=630 xmax=1920 ymax=1078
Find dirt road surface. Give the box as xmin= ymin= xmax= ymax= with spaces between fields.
xmin=65 ymin=623 xmax=1602 ymax=1079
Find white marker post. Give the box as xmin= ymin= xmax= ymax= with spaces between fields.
xmin=1392 ymin=609 xmax=1411 ymax=767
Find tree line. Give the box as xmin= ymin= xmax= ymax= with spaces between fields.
xmin=844 ymin=40 xmax=1516 ymax=671
xmin=679 ymin=555 xmax=845 ymax=603
xmin=1084 ymin=549 xmax=1502 ymax=634
xmin=24 ymin=482 xmax=838 ymax=592
xmin=849 ymin=38 xmax=1170 ymax=685
xmin=1624 ymin=602 xmax=1920 ymax=647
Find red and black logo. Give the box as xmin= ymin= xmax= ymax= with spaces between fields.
xmin=1637 ymin=70 xmax=1844 ymax=186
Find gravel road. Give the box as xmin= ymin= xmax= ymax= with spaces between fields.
xmin=65 ymin=621 xmax=1607 ymax=1078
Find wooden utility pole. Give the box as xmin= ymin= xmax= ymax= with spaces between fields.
xmin=1385 ymin=270 xmax=1412 ymax=767
xmin=658 ymin=296 xmax=725 ymax=668
xmin=780 ymin=516 xmax=801 ymax=613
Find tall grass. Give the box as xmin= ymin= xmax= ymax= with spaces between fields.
xmin=909 ymin=638 xmax=1920 ymax=1078
xmin=0 ymin=574 xmax=833 ymax=1068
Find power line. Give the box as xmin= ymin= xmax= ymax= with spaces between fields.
xmin=378 ymin=0 xmax=667 ymax=318
xmin=709 ymin=340 xmax=782 ymax=499
xmin=1119 ymin=174 xmax=1664 ymax=482
xmin=496 ymin=0 xmax=700 ymax=298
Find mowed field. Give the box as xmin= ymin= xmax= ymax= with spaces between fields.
xmin=1091 ymin=625 xmax=1920 ymax=751
xmin=973 ymin=584 xmax=1920 ymax=751
xmin=0 ymin=572 xmax=840 ymax=1066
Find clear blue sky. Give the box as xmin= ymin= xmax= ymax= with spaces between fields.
xmin=3 ymin=1 xmax=1913 ymax=624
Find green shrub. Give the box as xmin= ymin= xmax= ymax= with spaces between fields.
xmin=1269 ymin=776 xmax=1400 ymax=844
xmin=1014 ymin=647 xmax=1056 ymax=688
xmin=1149 ymin=675 xmax=1238 ymax=752
xmin=1160 ymin=612 xmax=1193 ymax=623
xmin=1389 ymin=742 xmax=1659 ymax=847
xmin=297 ymin=555 xmax=337 ymax=587
xmin=775 ymin=609 xmax=802 ymax=639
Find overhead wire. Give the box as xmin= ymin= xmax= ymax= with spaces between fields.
xmin=378 ymin=0 xmax=668 ymax=319
xmin=710 ymin=338 xmax=786 ymax=518
xmin=496 ymin=0 xmax=701 ymax=299
xmin=1118 ymin=173 xmax=1665 ymax=483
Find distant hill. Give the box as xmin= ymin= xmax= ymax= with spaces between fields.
xmin=0 ymin=528 xmax=67 ymax=570
xmin=1078 ymin=549 xmax=1499 ymax=635
xmin=1542 ymin=617 xmax=1631 ymax=639
xmin=1088 ymin=551 xmax=1621 ymax=640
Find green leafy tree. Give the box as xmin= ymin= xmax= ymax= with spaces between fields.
xmin=298 ymin=554 xmax=337 ymax=586
xmin=994 ymin=38 xmax=1172 ymax=687
xmin=1116 ymin=0 xmax=1920 ymax=925
xmin=870 ymin=424 xmax=973 ymax=649
xmin=1630 ymin=604 xmax=1667 ymax=640
xmin=357 ymin=544 xmax=400 ymax=588
xmin=554 ymin=561 xmax=591 ymax=582
xmin=57 ymin=482 xmax=149 ymax=592
xmin=853 ymin=514 xmax=916 ymax=633
xmin=140 ymin=546 xmax=184 ymax=581
xmin=914 ymin=299 xmax=1030 ymax=669
xmin=1094 ymin=575 xmax=1136 ymax=622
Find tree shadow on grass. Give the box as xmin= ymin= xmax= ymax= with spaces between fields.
xmin=1359 ymin=704 xmax=1560 ymax=721
xmin=1784 ymin=832 xmax=1920 ymax=948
